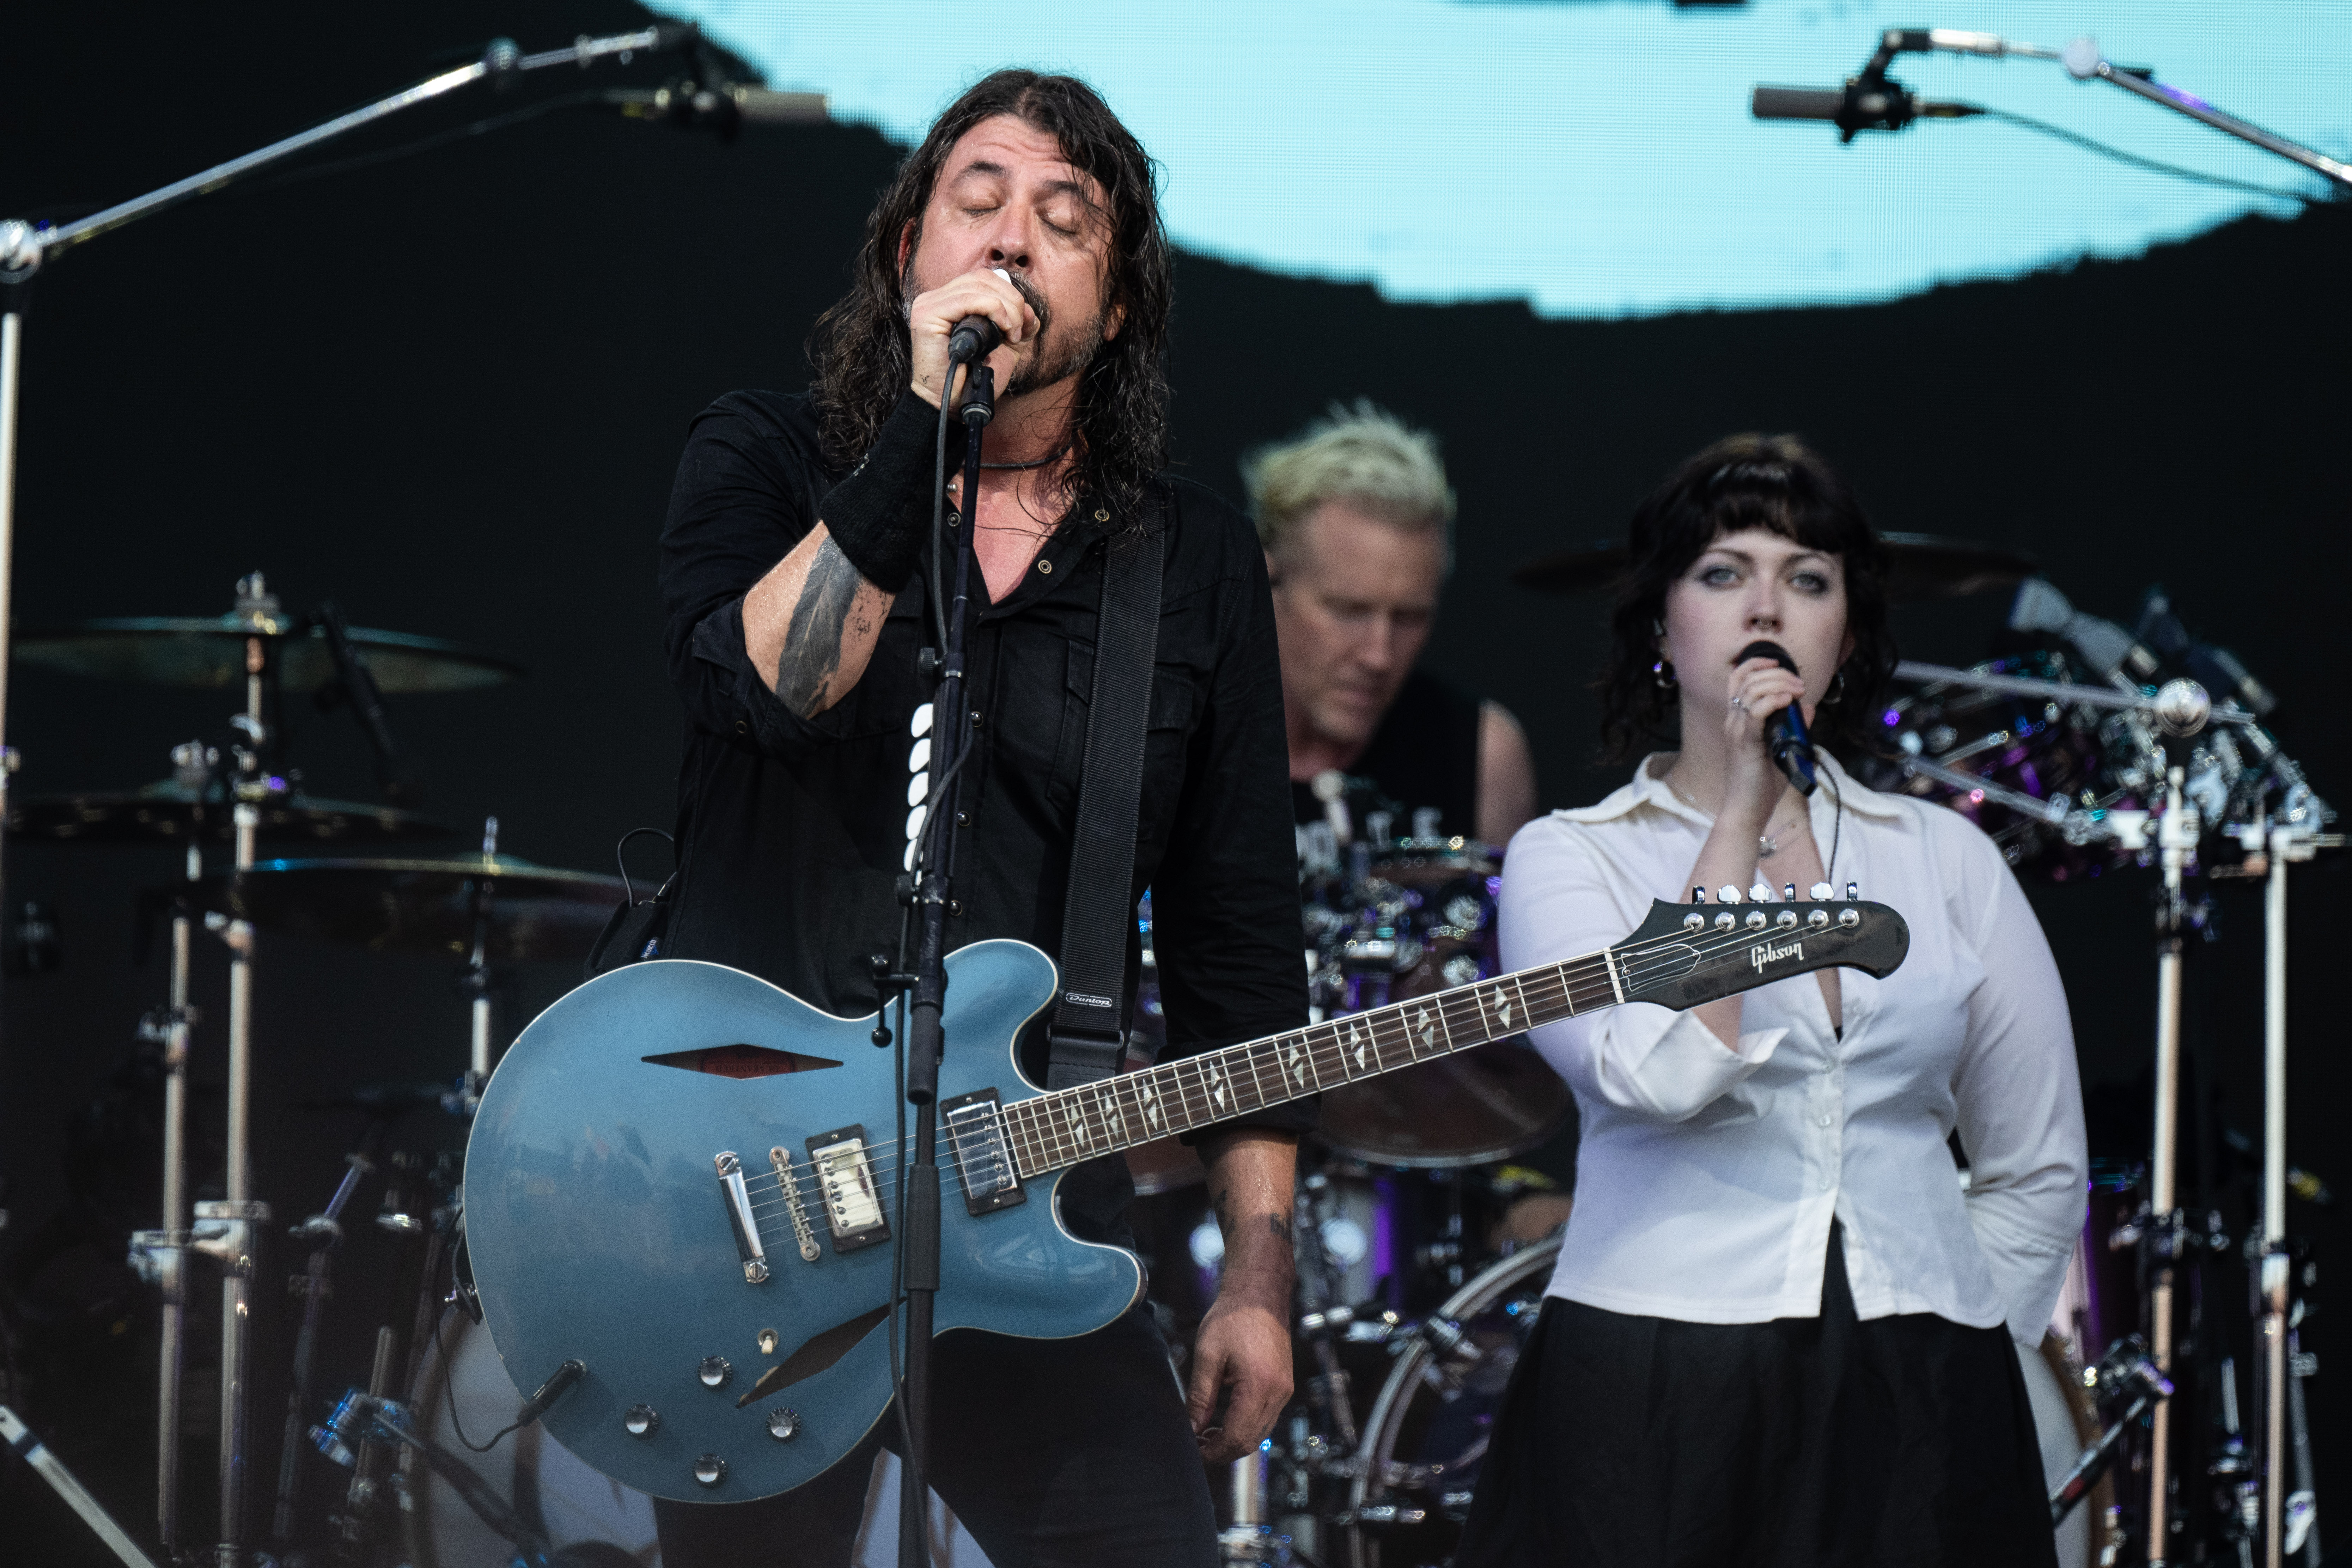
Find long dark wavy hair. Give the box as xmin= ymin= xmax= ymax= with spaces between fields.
xmin=806 ymin=70 xmax=1172 ymax=522
xmin=1598 ymin=433 xmax=1896 ymax=765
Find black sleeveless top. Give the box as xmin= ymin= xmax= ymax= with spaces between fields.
xmin=1290 ymin=666 xmax=1484 ymax=840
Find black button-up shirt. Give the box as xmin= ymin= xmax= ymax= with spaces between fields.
xmin=657 ymin=391 xmax=1314 ymax=1173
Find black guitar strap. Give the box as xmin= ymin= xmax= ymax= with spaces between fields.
xmin=1045 ymin=494 xmax=1167 ymax=1090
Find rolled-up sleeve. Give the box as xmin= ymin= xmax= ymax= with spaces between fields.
xmin=1499 ymin=815 xmax=1786 ymax=1124
xmin=1948 ymin=830 xmax=2090 ymax=1345
xmin=657 ymin=398 xmax=848 ymax=755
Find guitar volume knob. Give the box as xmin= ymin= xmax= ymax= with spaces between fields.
xmin=766 ymin=1407 xmax=802 ymax=1442
xmin=698 ymin=1356 xmax=734 ymax=1390
xmin=624 ymin=1404 xmax=659 ymax=1438
xmin=694 ymin=1453 xmax=728 ymax=1487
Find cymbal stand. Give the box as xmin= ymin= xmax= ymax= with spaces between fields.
xmin=128 ymin=835 xmax=203 ymax=1551
xmin=461 ymin=818 xmax=500 ymax=1112
xmin=2143 ymin=768 xmax=2198 ymax=1565
xmin=0 ymin=18 xmax=704 ymax=1046
xmin=193 ymin=584 xmax=280 ymax=1567
xmin=2249 ymin=814 xmax=2340 ymax=1568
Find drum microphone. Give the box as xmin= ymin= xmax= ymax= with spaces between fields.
xmin=1736 ymin=640 xmax=1818 ymax=797
xmin=514 ymin=1359 xmax=587 ymax=1427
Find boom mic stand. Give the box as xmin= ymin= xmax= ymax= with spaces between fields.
xmin=897 ymin=362 xmax=993 ymax=1568
xmin=0 ymin=29 xmax=737 ymax=1564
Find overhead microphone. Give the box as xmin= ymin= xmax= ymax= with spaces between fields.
xmin=1750 ymin=82 xmax=1982 ymax=140
xmin=1736 ymin=641 xmax=1819 ymax=797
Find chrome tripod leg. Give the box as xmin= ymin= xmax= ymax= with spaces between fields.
xmin=2261 ymin=845 xmax=2289 ymax=1568
xmin=158 ymin=877 xmax=194 ymax=1549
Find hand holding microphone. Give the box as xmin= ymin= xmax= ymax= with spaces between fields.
xmin=1732 ymin=640 xmax=1819 ymax=797
xmin=907 ymin=266 xmax=1037 ymax=408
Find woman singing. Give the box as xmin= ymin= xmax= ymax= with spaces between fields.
xmin=1460 ymin=435 xmax=2087 ymax=1567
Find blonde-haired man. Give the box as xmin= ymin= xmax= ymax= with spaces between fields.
xmin=1247 ymin=402 xmax=1536 ymax=847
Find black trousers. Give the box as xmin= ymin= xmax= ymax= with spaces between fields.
xmin=1455 ymin=1224 xmax=2057 ymax=1568
xmin=652 ymin=1306 xmax=1216 ymax=1568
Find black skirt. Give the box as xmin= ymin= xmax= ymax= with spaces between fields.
xmin=1454 ymin=1223 xmax=2056 ymax=1568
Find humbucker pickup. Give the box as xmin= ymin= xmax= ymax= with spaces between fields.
xmin=941 ymin=1088 xmax=1026 ymax=1216
xmin=805 ymin=1126 xmax=889 ymax=1253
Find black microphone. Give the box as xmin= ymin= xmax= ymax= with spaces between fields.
xmin=514 ymin=1359 xmax=586 ymax=1428
xmin=946 ymin=315 xmax=1003 ymax=364
xmin=1751 ymin=81 xmax=1982 ymax=141
xmin=1736 ymin=640 xmax=1818 ymax=797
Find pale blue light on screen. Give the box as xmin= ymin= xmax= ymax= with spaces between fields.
xmin=655 ymin=0 xmax=2350 ymax=317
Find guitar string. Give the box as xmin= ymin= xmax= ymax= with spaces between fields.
xmin=735 ymin=911 xmax=1866 ymax=1198
xmin=737 ymin=913 xmax=1867 ymax=1223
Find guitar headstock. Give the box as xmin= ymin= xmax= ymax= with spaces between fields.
xmin=1610 ymin=881 xmax=1910 ymax=1012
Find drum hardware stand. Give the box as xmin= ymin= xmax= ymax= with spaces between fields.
xmin=2140 ymin=766 xmax=2198 ymax=1566
xmin=0 ymin=1404 xmax=164 ymax=1568
xmin=1220 ymin=1445 xmax=1292 ymax=1566
xmin=2241 ymin=813 xmax=2341 ymax=1568
xmin=455 ymin=817 xmax=501 ymax=1115
xmin=128 ymin=830 xmax=205 ymax=1552
xmin=270 ymin=1119 xmax=396 ymax=1560
xmin=2052 ymin=1337 xmax=2173 ymax=1529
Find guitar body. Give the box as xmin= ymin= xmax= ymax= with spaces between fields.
xmin=463 ymin=941 xmax=1142 ymax=1503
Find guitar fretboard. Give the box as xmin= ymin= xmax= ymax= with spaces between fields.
xmin=999 ymin=947 xmax=1622 ymax=1178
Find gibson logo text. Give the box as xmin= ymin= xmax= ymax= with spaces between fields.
xmin=1751 ymin=938 xmax=1803 ymax=973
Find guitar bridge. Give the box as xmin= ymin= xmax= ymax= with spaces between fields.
xmin=769 ymin=1147 xmax=822 ymax=1262
xmin=805 ymin=1126 xmax=889 ymax=1253
xmin=942 ymin=1089 xmax=1026 ymax=1215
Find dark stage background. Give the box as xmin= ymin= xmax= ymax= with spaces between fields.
xmin=3 ymin=4 xmax=2347 ymax=1562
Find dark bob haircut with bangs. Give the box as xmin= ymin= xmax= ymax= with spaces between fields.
xmin=1598 ymin=433 xmax=1896 ymax=765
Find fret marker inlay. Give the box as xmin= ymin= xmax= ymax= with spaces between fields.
xmin=1416 ymin=1005 xmax=1435 ymax=1049
xmin=1348 ymin=1023 xmax=1367 ymax=1070
xmin=1492 ymin=988 xmax=1513 ymax=1029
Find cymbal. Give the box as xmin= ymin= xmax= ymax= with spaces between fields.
xmin=1314 ymin=1039 xmax=1572 ymax=1167
xmin=194 ymin=855 xmax=625 ymax=963
xmin=1510 ymin=532 xmax=2038 ymax=602
xmin=11 ymin=781 xmax=458 ymax=846
xmin=14 ymin=616 xmax=523 ymax=692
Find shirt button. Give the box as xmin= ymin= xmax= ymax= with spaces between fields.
xmin=1037 ymin=558 xmax=1053 ymax=574
xmin=734 ymin=720 xmax=748 ymax=735
xmin=1819 ymin=1176 xmax=1833 ymax=1191
xmin=1817 ymin=1113 xmax=1833 ymax=1127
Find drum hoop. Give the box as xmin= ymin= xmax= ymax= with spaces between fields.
xmin=1345 ymin=1236 xmax=1562 ymax=1562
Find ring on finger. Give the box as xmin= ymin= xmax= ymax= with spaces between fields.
xmin=1729 ymin=695 xmax=1746 ymax=711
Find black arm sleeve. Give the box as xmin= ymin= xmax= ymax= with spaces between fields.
xmin=1151 ymin=513 xmax=1317 ymax=1140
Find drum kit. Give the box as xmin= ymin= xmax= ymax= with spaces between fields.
xmin=5 ymin=573 xmax=628 ymax=1566
xmin=5 ymin=537 xmax=2339 ymax=1568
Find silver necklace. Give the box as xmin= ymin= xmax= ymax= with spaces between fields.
xmin=1664 ymin=771 xmax=1807 ymax=859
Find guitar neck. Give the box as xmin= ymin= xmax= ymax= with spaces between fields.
xmin=1003 ymin=948 xmax=1619 ymax=1178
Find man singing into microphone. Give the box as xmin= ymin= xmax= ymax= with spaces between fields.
xmin=655 ymin=70 xmax=1309 ymax=1565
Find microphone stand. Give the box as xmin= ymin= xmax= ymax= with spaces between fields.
xmin=898 ymin=362 xmax=992 ymax=1568
xmin=0 ymin=20 xmax=702 ymax=1051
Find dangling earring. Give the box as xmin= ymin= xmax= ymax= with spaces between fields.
xmin=1653 ymin=660 xmax=1677 ymax=691
xmin=1823 ymin=670 xmax=1846 ymax=704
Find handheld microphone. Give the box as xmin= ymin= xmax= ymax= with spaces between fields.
xmin=1736 ymin=640 xmax=1818 ymax=797
xmin=946 ymin=315 xmax=1003 ymax=364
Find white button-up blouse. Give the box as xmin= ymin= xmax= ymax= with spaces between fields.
xmin=1498 ymin=751 xmax=2089 ymax=1346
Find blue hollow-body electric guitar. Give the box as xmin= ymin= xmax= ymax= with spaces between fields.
xmin=464 ymin=892 xmax=1909 ymax=1502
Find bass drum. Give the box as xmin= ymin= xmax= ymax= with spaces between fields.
xmin=410 ymin=1308 xmax=663 ymax=1567
xmin=1343 ymin=1244 xmax=2112 ymax=1568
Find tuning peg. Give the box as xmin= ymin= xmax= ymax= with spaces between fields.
xmin=1691 ymin=886 xmax=1707 ymax=903
xmin=1718 ymin=884 xmax=1742 ymax=904
xmin=1844 ymin=881 xmax=1859 ymax=901
xmin=1783 ymin=883 xmax=1797 ymax=903
xmin=1809 ymin=882 xmax=1833 ymax=901
xmin=1748 ymin=881 xmax=1773 ymax=904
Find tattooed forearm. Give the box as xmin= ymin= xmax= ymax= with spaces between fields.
xmin=1210 ymin=1186 xmax=1295 ymax=1248
xmin=1266 ymin=1212 xmax=1293 ymax=1245
xmin=774 ymin=541 xmax=864 ymax=716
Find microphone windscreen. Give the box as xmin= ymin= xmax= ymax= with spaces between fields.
xmin=1751 ymin=86 xmax=1845 ymax=122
